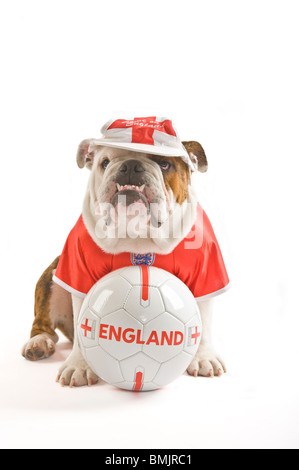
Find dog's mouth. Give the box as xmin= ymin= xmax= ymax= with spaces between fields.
xmin=96 ymin=180 xmax=167 ymax=230
xmin=111 ymin=183 xmax=150 ymax=211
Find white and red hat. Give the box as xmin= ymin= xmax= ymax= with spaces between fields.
xmin=90 ymin=116 xmax=196 ymax=170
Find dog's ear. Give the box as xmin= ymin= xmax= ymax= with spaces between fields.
xmin=76 ymin=139 xmax=95 ymax=169
xmin=182 ymin=141 xmax=208 ymax=173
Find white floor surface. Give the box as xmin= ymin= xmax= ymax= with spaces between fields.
xmin=1 ymin=320 xmax=299 ymax=449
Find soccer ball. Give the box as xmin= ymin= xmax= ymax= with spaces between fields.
xmin=77 ymin=266 xmax=201 ymax=391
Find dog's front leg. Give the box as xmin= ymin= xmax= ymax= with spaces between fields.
xmin=187 ymin=299 xmax=226 ymax=378
xmin=56 ymin=295 xmax=99 ymax=387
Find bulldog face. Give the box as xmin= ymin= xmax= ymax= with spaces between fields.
xmin=77 ymin=140 xmax=207 ymax=254
xmin=94 ymin=149 xmax=191 ymax=227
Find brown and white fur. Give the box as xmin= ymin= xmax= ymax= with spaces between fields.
xmin=22 ymin=140 xmax=226 ymax=387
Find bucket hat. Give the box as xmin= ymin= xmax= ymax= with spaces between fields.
xmin=90 ymin=116 xmax=195 ymax=170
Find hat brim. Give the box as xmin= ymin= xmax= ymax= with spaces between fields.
xmin=89 ymin=139 xmax=196 ymax=171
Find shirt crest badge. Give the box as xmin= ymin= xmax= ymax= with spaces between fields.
xmin=131 ymin=253 xmax=155 ymax=266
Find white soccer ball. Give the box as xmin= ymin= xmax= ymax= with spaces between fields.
xmin=77 ymin=266 xmax=201 ymax=391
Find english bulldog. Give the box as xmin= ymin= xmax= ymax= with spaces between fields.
xmin=22 ymin=117 xmax=229 ymax=387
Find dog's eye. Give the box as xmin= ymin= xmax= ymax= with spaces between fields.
xmin=158 ymin=161 xmax=171 ymax=171
xmin=101 ymin=158 xmax=110 ymax=170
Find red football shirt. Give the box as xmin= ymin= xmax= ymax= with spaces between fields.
xmin=53 ymin=204 xmax=229 ymax=300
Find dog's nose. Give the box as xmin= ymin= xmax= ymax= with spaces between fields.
xmin=117 ymin=159 xmax=145 ymax=185
xmin=119 ymin=160 xmax=145 ymax=174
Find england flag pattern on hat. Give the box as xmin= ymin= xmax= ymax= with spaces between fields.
xmin=105 ymin=117 xmax=177 ymax=146
xmin=90 ymin=116 xmax=196 ymax=170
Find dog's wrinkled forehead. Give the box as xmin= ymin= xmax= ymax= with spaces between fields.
xmin=95 ymin=147 xmax=150 ymax=162
xmin=94 ymin=146 xmax=164 ymax=167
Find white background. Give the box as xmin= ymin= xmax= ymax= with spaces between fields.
xmin=1 ymin=0 xmax=299 ymax=449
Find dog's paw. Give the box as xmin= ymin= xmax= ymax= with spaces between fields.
xmin=187 ymin=346 xmax=226 ymax=378
xmin=56 ymin=355 xmax=99 ymax=387
xmin=22 ymin=334 xmax=56 ymax=361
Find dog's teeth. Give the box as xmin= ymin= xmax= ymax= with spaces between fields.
xmin=117 ymin=184 xmax=146 ymax=192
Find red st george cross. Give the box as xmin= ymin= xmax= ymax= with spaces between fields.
xmin=81 ymin=319 xmax=92 ymax=337
xmin=191 ymin=327 xmax=201 ymax=344
xmin=107 ymin=117 xmax=177 ymax=146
